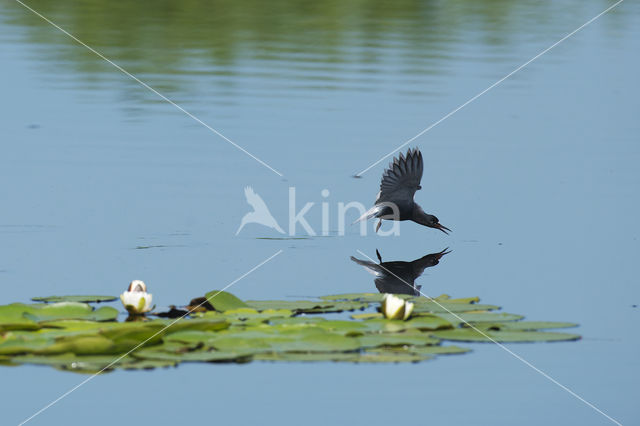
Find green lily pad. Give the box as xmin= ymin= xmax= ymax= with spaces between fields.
xmin=0 ymin=290 xmax=582 ymax=372
xmin=359 ymin=332 xmax=440 ymax=348
xmin=433 ymin=295 xmax=480 ymax=304
xmin=31 ymin=295 xmax=117 ymax=304
xmin=366 ymin=344 xmax=470 ymax=356
xmin=133 ymin=348 xmax=252 ymax=363
xmin=203 ymin=290 xmax=250 ymax=312
xmin=354 ymin=352 xmax=432 ymax=363
xmin=432 ymin=312 xmax=524 ymax=325
xmin=319 ymin=293 xmax=393 ymax=303
xmin=0 ymin=334 xmax=54 ymax=355
xmin=0 ymin=304 xmax=44 ymax=331
xmin=254 ymin=352 xmax=360 ymax=362
xmin=474 ymin=321 xmax=579 ymax=331
xmin=163 ymin=317 xmax=230 ymax=332
xmin=219 ymin=308 xmax=294 ymax=323
xmin=122 ymin=359 xmax=178 ymax=370
xmin=351 ymin=312 xmax=383 ymax=320
xmin=163 ymin=330 xmax=221 ymax=345
xmin=12 ymin=353 xmax=126 ymax=373
xmin=36 ymin=335 xmax=117 ymax=356
xmin=405 ymin=345 xmax=471 ymax=356
xmin=81 ymin=306 xmax=119 ymax=322
xmin=313 ymin=320 xmax=369 ymax=335
xmin=267 ymin=317 xmax=327 ymax=326
xmin=4 ymin=302 xmax=119 ymax=323
xmin=247 ymin=300 xmax=369 ymax=313
xmin=361 ymin=314 xmax=452 ymax=333
xmin=433 ymin=328 xmax=581 ymax=343
xmin=410 ymin=300 xmax=500 ymax=314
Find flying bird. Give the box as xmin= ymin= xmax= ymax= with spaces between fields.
xmin=356 ymin=148 xmax=450 ymax=233
xmin=351 ymin=248 xmax=450 ymax=295
xmin=236 ymin=186 xmax=285 ymax=235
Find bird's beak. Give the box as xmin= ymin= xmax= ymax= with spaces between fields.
xmin=433 ymin=223 xmax=451 ymax=234
xmin=435 ymin=247 xmax=451 ymax=259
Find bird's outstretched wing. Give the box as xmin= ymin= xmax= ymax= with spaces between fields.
xmin=376 ymin=148 xmax=423 ymax=205
xmin=244 ymin=186 xmax=270 ymax=212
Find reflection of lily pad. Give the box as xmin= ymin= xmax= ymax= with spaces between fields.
xmin=31 ymin=295 xmax=117 ymax=304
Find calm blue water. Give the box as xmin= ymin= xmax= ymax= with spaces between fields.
xmin=1 ymin=0 xmax=638 ymax=424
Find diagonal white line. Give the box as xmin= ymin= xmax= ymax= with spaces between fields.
xmin=13 ymin=0 xmax=284 ymax=177
xmin=355 ymin=249 xmax=622 ymax=425
xmin=18 ymin=249 xmax=284 ymax=426
xmin=354 ymin=0 xmax=624 ymax=177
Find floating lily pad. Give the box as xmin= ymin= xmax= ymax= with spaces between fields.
xmin=410 ymin=300 xmax=500 ymax=314
xmin=247 ymin=300 xmax=368 ymax=313
xmin=4 ymin=302 xmax=119 ymax=323
xmin=361 ymin=314 xmax=452 ymax=333
xmin=366 ymin=345 xmax=470 ymax=356
xmin=122 ymin=359 xmax=178 ymax=370
xmin=203 ymin=290 xmax=250 ymax=312
xmin=355 ymin=352 xmax=432 ymax=363
xmin=432 ymin=312 xmax=524 ymax=325
xmin=351 ymin=312 xmax=383 ymax=320
xmin=216 ymin=308 xmax=294 ymax=324
xmin=319 ymin=293 xmax=394 ymax=303
xmin=433 ymin=295 xmax=480 ymax=304
xmin=474 ymin=321 xmax=579 ymax=331
xmin=254 ymin=352 xmax=360 ymax=362
xmin=12 ymin=353 xmax=127 ymax=373
xmin=0 ymin=334 xmax=54 ymax=355
xmin=0 ymin=290 xmax=581 ymax=373
xmin=433 ymin=328 xmax=581 ymax=343
xmin=359 ymin=332 xmax=440 ymax=348
xmin=133 ymin=348 xmax=252 ymax=363
xmin=31 ymin=295 xmax=117 ymax=304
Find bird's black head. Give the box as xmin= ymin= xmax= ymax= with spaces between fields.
xmin=425 ymin=214 xmax=451 ymax=234
xmin=412 ymin=205 xmax=451 ymax=234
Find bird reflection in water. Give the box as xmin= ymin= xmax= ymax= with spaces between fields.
xmin=350 ymin=248 xmax=450 ymax=296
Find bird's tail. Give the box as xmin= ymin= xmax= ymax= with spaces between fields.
xmin=352 ymin=205 xmax=382 ymax=225
xmin=350 ymin=256 xmax=382 ymax=277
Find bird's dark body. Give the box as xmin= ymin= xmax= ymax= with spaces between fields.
xmin=376 ymin=202 xmax=415 ymax=221
xmin=351 ymin=249 xmax=450 ymax=296
xmin=359 ymin=147 xmax=450 ymax=233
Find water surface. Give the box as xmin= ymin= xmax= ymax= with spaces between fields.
xmin=1 ymin=1 xmax=638 ymax=424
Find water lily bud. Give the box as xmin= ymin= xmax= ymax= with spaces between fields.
xmin=120 ymin=280 xmax=153 ymax=315
xmin=128 ymin=279 xmax=147 ymax=292
xmin=380 ymin=294 xmax=414 ymax=321
xmin=402 ymin=301 xmax=414 ymax=320
xmin=381 ymin=294 xmax=406 ymax=320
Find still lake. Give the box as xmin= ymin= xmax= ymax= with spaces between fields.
xmin=1 ymin=0 xmax=638 ymax=424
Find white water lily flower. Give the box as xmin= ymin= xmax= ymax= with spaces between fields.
xmin=120 ymin=280 xmax=153 ymax=315
xmin=381 ymin=294 xmax=414 ymax=320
